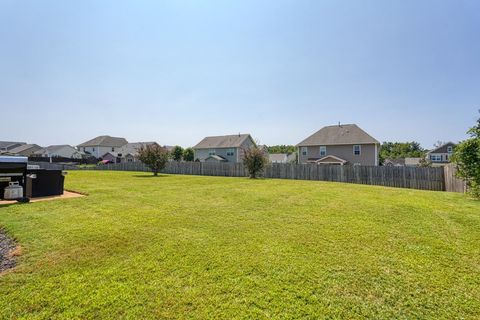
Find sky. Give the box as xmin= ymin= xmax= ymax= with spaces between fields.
xmin=0 ymin=0 xmax=479 ymax=148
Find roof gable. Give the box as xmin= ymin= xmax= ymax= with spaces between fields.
xmin=297 ymin=124 xmax=379 ymax=146
xmin=193 ymin=134 xmax=253 ymax=149
xmin=78 ymin=135 xmax=128 ymax=147
xmin=427 ymin=142 xmax=456 ymax=154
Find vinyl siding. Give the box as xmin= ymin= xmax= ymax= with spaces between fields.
xmin=298 ymin=144 xmax=378 ymax=166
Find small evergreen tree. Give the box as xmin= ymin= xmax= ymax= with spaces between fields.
xmin=183 ymin=148 xmax=194 ymax=162
xmin=171 ymin=145 xmax=184 ymax=161
xmin=452 ymin=111 xmax=480 ymax=198
xmin=243 ymin=146 xmax=268 ymax=178
xmin=137 ymin=144 xmax=169 ymax=176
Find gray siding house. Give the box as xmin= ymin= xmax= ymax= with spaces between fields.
xmin=193 ymin=134 xmax=255 ymax=163
xmin=77 ymin=135 xmax=128 ymax=159
xmin=102 ymin=142 xmax=159 ymax=163
xmin=296 ymin=124 xmax=380 ymax=166
xmin=427 ymin=142 xmax=456 ymax=165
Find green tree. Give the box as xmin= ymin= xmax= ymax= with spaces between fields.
xmin=243 ymin=146 xmax=268 ymax=178
xmin=171 ymin=145 xmax=184 ymax=162
xmin=267 ymin=145 xmax=296 ymax=154
xmin=137 ymin=144 xmax=169 ymax=176
xmin=452 ymin=111 xmax=480 ymax=198
xmin=379 ymin=141 xmax=426 ymax=165
xmin=183 ymin=148 xmax=194 ymax=162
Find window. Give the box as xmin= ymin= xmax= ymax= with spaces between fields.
xmin=92 ymin=147 xmax=95 ymax=152
xmin=301 ymin=147 xmax=307 ymax=156
xmin=319 ymin=146 xmax=326 ymax=156
xmin=430 ymin=154 xmax=442 ymax=162
xmin=208 ymin=149 xmax=216 ymax=156
xmin=226 ymin=149 xmax=235 ymax=156
xmin=447 ymin=146 xmax=453 ymax=154
xmin=112 ymin=147 xmax=115 ymax=152
xmin=353 ymin=145 xmax=361 ymax=155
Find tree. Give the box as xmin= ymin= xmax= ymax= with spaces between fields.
xmin=418 ymin=157 xmax=432 ymax=167
xmin=171 ymin=145 xmax=184 ymax=162
xmin=452 ymin=111 xmax=480 ymax=198
xmin=137 ymin=144 xmax=169 ymax=176
xmin=183 ymin=148 xmax=194 ymax=162
xmin=379 ymin=141 xmax=426 ymax=165
xmin=243 ymin=146 xmax=268 ymax=178
xmin=267 ymin=145 xmax=296 ymax=154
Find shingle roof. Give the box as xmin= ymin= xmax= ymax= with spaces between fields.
xmin=193 ymin=134 xmax=253 ymax=149
xmin=0 ymin=141 xmax=26 ymax=149
xmin=297 ymin=124 xmax=379 ymax=146
xmin=34 ymin=145 xmax=76 ymax=154
xmin=8 ymin=144 xmax=42 ymax=154
xmin=116 ymin=142 xmax=158 ymax=156
xmin=78 ymin=135 xmax=128 ymax=147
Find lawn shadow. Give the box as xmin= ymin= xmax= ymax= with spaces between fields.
xmin=132 ymin=174 xmax=171 ymax=178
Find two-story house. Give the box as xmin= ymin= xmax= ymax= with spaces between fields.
xmin=193 ymin=134 xmax=255 ymax=163
xmin=77 ymin=135 xmax=128 ymax=159
xmin=426 ymin=142 xmax=456 ymax=166
xmin=296 ymin=124 xmax=380 ymax=166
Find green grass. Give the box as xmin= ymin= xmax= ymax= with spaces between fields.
xmin=1 ymin=171 xmax=479 ymax=319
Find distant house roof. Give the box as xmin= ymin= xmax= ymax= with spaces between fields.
xmin=205 ymin=155 xmax=227 ymax=162
xmin=193 ymin=134 xmax=253 ymax=149
xmin=405 ymin=157 xmax=422 ymax=166
xmin=0 ymin=141 xmax=26 ymax=150
xmin=297 ymin=124 xmax=379 ymax=146
xmin=35 ymin=145 xmax=74 ymax=154
xmin=8 ymin=144 xmax=42 ymax=155
xmin=384 ymin=158 xmax=406 ymax=166
xmin=116 ymin=142 xmax=158 ymax=157
xmin=308 ymin=155 xmax=348 ymax=165
xmin=269 ymin=153 xmax=289 ymax=163
xmin=78 ymin=135 xmax=128 ymax=147
xmin=427 ymin=142 xmax=456 ymax=154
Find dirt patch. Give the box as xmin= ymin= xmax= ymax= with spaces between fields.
xmin=0 ymin=229 xmax=18 ymax=273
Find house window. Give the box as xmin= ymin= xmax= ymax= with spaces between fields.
xmin=226 ymin=149 xmax=235 ymax=156
xmin=208 ymin=149 xmax=216 ymax=156
xmin=353 ymin=145 xmax=361 ymax=155
xmin=447 ymin=146 xmax=453 ymax=154
xmin=112 ymin=147 xmax=115 ymax=152
xmin=430 ymin=154 xmax=442 ymax=162
xmin=301 ymin=147 xmax=307 ymax=156
xmin=319 ymin=146 xmax=327 ymax=156
xmin=92 ymin=147 xmax=95 ymax=152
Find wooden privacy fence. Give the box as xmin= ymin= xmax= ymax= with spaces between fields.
xmin=443 ymin=164 xmax=467 ymax=193
xmin=68 ymin=161 xmax=448 ymax=192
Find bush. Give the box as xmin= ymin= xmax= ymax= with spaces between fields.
xmin=452 ymin=111 xmax=480 ymax=198
xmin=137 ymin=144 xmax=169 ymax=176
xmin=243 ymin=146 xmax=268 ymax=178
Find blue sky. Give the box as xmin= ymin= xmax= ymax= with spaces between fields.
xmin=0 ymin=0 xmax=479 ymax=148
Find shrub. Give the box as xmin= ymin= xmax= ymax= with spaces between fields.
xmin=137 ymin=144 xmax=169 ymax=176
xmin=243 ymin=146 xmax=268 ymax=178
xmin=452 ymin=111 xmax=480 ymax=198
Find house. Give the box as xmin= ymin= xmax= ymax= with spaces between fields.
xmin=77 ymin=135 xmax=128 ymax=159
xmin=296 ymin=124 xmax=380 ymax=166
xmin=193 ymin=134 xmax=255 ymax=163
xmin=34 ymin=145 xmax=84 ymax=159
xmin=384 ymin=157 xmax=422 ymax=167
xmin=426 ymin=142 xmax=456 ymax=166
xmin=269 ymin=153 xmax=297 ymax=164
xmin=384 ymin=158 xmax=405 ymax=166
xmin=102 ymin=142 xmax=159 ymax=163
xmin=0 ymin=141 xmax=26 ymax=153
xmin=6 ymin=144 xmax=43 ymax=156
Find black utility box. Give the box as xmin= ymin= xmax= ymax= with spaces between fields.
xmin=26 ymin=169 xmax=65 ymax=198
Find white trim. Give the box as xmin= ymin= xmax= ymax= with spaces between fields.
xmin=353 ymin=145 xmax=361 ymax=156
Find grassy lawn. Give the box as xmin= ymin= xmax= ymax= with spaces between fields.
xmin=1 ymin=171 xmax=479 ymax=319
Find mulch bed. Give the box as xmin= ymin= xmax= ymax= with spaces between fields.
xmin=0 ymin=229 xmax=17 ymax=273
